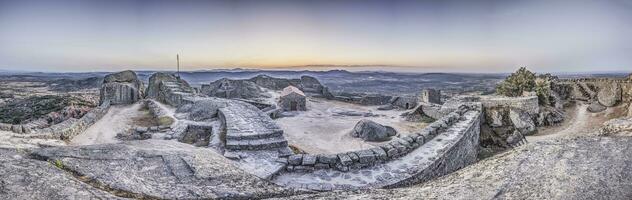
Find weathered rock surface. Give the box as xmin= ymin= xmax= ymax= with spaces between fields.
xmin=146 ymin=72 xmax=195 ymax=106
xmin=0 ymin=148 xmax=120 ymax=199
xmin=601 ymin=117 xmax=632 ymax=136
xmin=587 ymin=101 xmax=606 ymax=113
xmin=201 ymin=78 xmax=269 ymax=99
xmin=277 ymin=137 xmax=632 ymax=200
xmin=597 ymin=82 xmax=622 ymax=107
xmin=536 ymin=106 xmax=565 ymax=126
xmin=351 ymin=119 xmax=397 ymax=141
xmin=509 ymin=108 xmax=536 ymax=135
xmin=30 ymin=140 xmax=295 ymax=199
xmin=99 ymin=70 xmax=144 ymax=105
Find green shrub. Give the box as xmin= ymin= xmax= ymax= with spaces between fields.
xmin=496 ymin=67 xmax=557 ymax=106
xmin=496 ymin=67 xmax=536 ymax=97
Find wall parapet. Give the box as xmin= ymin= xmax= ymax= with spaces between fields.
xmin=283 ymin=103 xmax=479 ymax=173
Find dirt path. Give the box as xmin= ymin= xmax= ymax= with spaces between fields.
xmin=70 ymin=103 xmax=145 ymax=145
xmin=528 ymin=102 xmax=626 ymax=142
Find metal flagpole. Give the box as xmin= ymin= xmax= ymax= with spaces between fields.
xmin=176 ymin=54 xmax=180 ymax=78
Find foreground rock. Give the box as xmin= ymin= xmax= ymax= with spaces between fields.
xmin=351 ymin=119 xmax=397 ymax=141
xmin=597 ymin=82 xmax=622 ymax=107
xmin=276 ymin=137 xmax=632 ymax=199
xmin=587 ymin=101 xmax=606 ymax=113
xmin=601 ymin=117 xmax=632 ymax=136
xmin=201 ymin=78 xmax=270 ymax=99
xmin=99 ymin=70 xmax=144 ymax=105
xmin=31 ymin=140 xmax=296 ymax=199
xmin=0 ymin=148 xmax=120 ymax=199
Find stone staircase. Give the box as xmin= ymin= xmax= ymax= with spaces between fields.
xmin=221 ymin=102 xmax=289 ymax=151
xmin=577 ymin=82 xmax=596 ymax=100
xmin=159 ymin=80 xmax=197 ymax=106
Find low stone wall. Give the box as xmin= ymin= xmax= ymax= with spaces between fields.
xmin=284 ymin=104 xmax=476 ymax=172
xmin=30 ymin=101 xmax=110 ymax=140
xmin=405 ymin=102 xmax=448 ymax=120
xmin=332 ymin=93 xmax=393 ymax=106
xmin=443 ymin=95 xmax=539 ymax=115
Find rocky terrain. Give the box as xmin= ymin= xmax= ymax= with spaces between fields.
xmin=0 ymin=69 xmax=631 ymax=200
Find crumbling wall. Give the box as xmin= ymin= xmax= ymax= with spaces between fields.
xmin=390 ymin=96 xmax=418 ymax=109
xmin=420 ymin=89 xmax=441 ymax=104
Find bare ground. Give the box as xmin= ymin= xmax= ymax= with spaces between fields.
xmin=528 ymin=101 xmax=629 ymax=142
xmin=275 ymin=98 xmax=427 ymax=154
xmin=70 ymin=102 xmax=146 ymax=145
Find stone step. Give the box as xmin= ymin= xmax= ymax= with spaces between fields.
xmin=577 ymin=82 xmax=595 ymax=99
xmin=225 ymin=129 xmax=283 ymax=140
xmin=225 ymin=136 xmax=288 ymax=150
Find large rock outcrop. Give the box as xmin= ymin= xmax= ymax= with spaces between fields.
xmin=200 ymin=78 xmax=269 ymax=99
xmin=99 ymin=70 xmax=144 ymax=105
xmin=509 ymin=108 xmax=536 ymax=135
xmin=597 ymin=82 xmax=622 ymax=107
xmin=29 ymin=140 xmax=295 ymax=199
xmin=277 ymin=137 xmax=632 ymax=200
xmin=351 ymin=119 xmax=397 ymax=141
xmin=145 ymin=72 xmax=196 ymax=106
xmin=0 ymin=148 xmax=119 ymax=199
xmin=601 ymin=117 xmax=632 ymax=136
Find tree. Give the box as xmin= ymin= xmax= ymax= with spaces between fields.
xmin=496 ymin=67 xmax=536 ymax=97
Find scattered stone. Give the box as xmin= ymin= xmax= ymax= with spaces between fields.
xmin=288 ymin=154 xmax=303 ymax=165
xmin=337 ymin=154 xmax=353 ymax=166
xmin=223 ymin=151 xmax=241 ymax=160
xmin=135 ymin=126 xmax=148 ymax=133
xmin=302 ymin=154 xmax=317 ymax=166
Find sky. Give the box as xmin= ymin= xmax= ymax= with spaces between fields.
xmin=0 ymin=0 xmax=631 ymax=73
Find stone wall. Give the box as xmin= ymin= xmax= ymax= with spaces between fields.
xmin=559 ymin=78 xmax=632 ymax=103
xmin=284 ymin=104 xmax=478 ymax=173
xmin=333 ymin=93 xmax=393 ymax=106
xmin=18 ymin=101 xmax=111 ymax=140
xmin=384 ymin=105 xmax=481 ymax=188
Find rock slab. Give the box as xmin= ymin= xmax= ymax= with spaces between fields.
xmin=351 ymin=119 xmax=397 ymax=141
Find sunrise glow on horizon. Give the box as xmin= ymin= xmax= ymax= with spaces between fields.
xmin=1 ymin=0 xmax=631 ymax=73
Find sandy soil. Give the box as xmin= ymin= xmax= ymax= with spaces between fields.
xmin=528 ymin=102 xmax=629 ymax=142
xmin=70 ymin=102 xmax=146 ymax=145
xmin=275 ymin=98 xmax=427 ymax=154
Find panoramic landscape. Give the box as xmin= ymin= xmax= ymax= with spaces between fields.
xmin=1 ymin=0 xmax=632 ymax=200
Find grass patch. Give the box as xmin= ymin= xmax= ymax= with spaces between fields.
xmin=52 ymin=159 xmax=64 ymax=169
xmin=157 ymin=116 xmax=175 ymax=126
xmin=288 ymin=144 xmax=306 ymax=154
